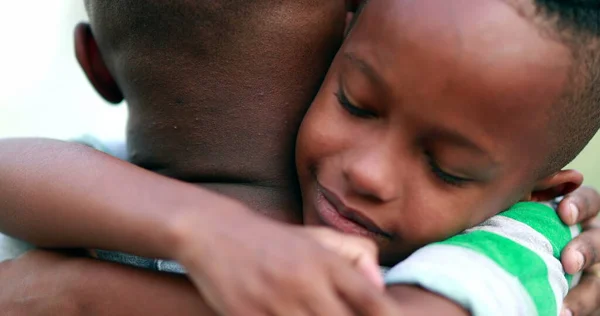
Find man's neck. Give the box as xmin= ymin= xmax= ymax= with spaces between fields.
xmin=200 ymin=183 xmax=302 ymax=224
xmin=126 ymin=129 xmax=303 ymax=224
xmin=118 ymin=1 xmax=347 ymax=226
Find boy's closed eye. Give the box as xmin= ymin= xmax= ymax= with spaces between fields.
xmin=336 ymin=84 xmax=480 ymax=189
xmin=424 ymin=151 xmax=473 ymax=187
xmin=336 ymin=85 xmax=377 ymax=119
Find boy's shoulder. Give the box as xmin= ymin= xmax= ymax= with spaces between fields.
xmin=386 ymin=202 xmax=579 ymax=316
xmin=453 ymin=201 xmax=579 ymax=262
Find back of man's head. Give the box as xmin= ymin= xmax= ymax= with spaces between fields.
xmin=79 ymin=0 xmax=348 ymax=185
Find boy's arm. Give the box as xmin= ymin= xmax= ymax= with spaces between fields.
xmin=0 ymin=138 xmax=397 ymax=316
xmin=384 ymin=202 xmax=577 ymax=316
xmin=0 ymin=137 xmax=249 ymax=259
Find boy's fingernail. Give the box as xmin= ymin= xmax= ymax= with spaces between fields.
xmin=569 ymin=203 xmax=579 ymax=224
xmin=560 ymin=307 xmax=573 ymax=316
xmin=575 ymin=251 xmax=585 ymax=272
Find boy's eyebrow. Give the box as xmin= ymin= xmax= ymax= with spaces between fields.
xmin=343 ymin=52 xmax=383 ymax=84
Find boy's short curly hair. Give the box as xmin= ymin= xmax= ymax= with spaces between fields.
xmin=531 ymin=0 xmax=600 ymax=175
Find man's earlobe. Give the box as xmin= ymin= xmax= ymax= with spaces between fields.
xmin=74 ymin=23 xmax=123 ymax=104
xmin=528 ymin=170 xmax=584 ymax=202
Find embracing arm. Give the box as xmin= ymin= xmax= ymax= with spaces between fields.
xmin=0 ymin=138 xmax=395 ymax=316
xmin=0 ymin=138 xmax=250 ymax=259
xmin=0 ymin=250 xmax=217 ymax=316
xmin=0 ymin=139 xmax=474 ymax=315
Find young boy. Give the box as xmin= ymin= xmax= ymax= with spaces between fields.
xmin=1 ymin=0 xmax=599 ymax=315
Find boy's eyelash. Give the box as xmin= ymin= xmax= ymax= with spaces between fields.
xmin=335 ymin=88 xmax=376 ymax=119
xmin=425 ymin=152 xmax=471 ymax=187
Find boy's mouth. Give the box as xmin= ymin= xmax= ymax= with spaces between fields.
xmin=315 ymin=183 xmax=392 ymax=241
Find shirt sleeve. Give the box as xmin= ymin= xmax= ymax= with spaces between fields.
xmin=384 ymin=202 xmax=581 ymax=316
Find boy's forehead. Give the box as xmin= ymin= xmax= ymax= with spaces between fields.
xmin=351 ymin=0 xmax=571 ymax=116
xmin=358 ymin=0 xmax=571 ymax=74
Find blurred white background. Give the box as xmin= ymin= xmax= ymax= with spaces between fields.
xmin=0 ymin=2 xmax=127 ymax=141
xmin=0 ymin=2 xmax=597 ymax=187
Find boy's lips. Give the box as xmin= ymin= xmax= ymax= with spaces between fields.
xmin=315 ymin=183 xmax=392 ymax=240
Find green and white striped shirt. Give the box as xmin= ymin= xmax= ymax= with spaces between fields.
xmin=385 ymin=202 xmax=580 ymax=316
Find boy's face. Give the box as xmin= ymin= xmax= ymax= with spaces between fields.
xmin=296 ymin=0 xmax=572 ymax=264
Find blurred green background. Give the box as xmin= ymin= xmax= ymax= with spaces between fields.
xmin=567 ymin=135 xmax=599 ymax=189
xmin=0 ymin=2 xmax=598 ymax=189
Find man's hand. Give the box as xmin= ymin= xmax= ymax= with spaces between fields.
xmin=170 ymin=207 xmax=393 ymax=316
xmin=555 ymin=186 xmax=600 ymax=316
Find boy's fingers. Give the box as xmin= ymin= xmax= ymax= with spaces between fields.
xmin=333 ymin=234 xmax=380 ymax=286
xmin=305 ymin=227 xmax=377 ymax=255
xmin=305 ymin=227 xmax=378 ymax=264
xmin=563 ymin=265 xmax=600 ymax=316
xmin=562 ymin=225 xmax=600 ymax=274
xmin=305 ymin=227 xmax=383 ymax=288
xmin=558 ymin=186 xmax=600 ymax=226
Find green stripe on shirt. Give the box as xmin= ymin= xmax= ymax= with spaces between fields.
xmin=500 ymin=202 xmax=572 ymax=259
xmin=439 ymin=231 xmax=556 ymax=316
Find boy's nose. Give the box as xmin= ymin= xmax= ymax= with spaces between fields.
xmin=343 ymin=149 xmax=399 ymax=203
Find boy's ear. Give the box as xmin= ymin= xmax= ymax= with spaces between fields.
xmin=345 ymin=12 xmax=354 ymax=35
xmin=526 ymin=170 xmax=584 ymax=202
xmin=74 ymin=23 xmax=123 ymax=104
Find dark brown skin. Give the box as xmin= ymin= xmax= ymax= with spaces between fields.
xmin=0 ymin=0 xmax=599 ymax=315
xmin=298 ymin=0 xmax=581 ymax=265
xmin=0 ymin=0 xmax=414 ymax=314
xmin=0 ymin=139 xmax=393 ymax=316
xmin=0 ymin=251 xmax=217 ymax=316
xmin=561 ymin=187 xmax=600 ymax=316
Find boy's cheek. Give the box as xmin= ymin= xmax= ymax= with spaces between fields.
xmin=397 ymin=196 xmax=485 ymax=245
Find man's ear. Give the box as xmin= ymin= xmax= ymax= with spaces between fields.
xmin=74 ymin=23 xmax=123 ymax=104
xmin=526 ymin=170 xmax=584 ymax=202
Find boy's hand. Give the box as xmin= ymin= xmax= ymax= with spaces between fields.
xmin=303 ymin=226 xmax=384 ymax=289
xmin=169 ymin=207 xmax=393 ymax=316
xmin=555 ymin=186 xmax=600 ymax=316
